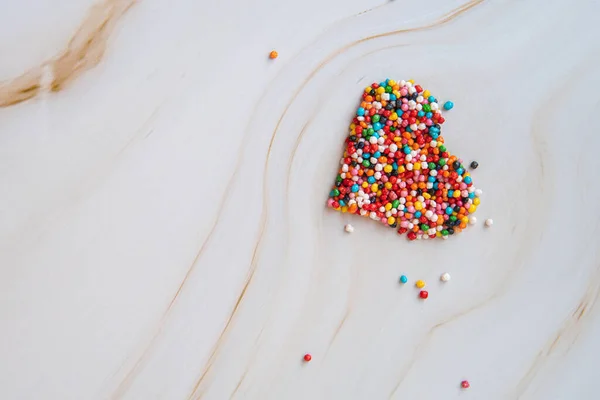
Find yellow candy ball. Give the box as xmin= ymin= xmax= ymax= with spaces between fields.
xmin=415 ymin=280 xmax=426 ymax=289
xmin=474 ymin=197 xmax=481 ymax=206
xmin=387 ymin=217 xmax=396 ymax=225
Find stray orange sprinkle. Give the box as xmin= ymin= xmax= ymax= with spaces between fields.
xmin=269 ymin=50 xmax=278 ymax=59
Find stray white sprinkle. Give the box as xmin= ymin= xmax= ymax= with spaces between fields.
xmin=344 ymin=224 xmax=355 ymax=233
xmin=440 ymin=272 xmax=451 ymax=282
xmin=485 ymin=218 xmax=494 ymax=227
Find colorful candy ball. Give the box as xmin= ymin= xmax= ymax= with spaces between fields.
xmin=326 ymin=79 xmax=481 ymax=240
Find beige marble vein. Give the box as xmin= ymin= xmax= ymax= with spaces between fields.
xmin=0 ymin=0 xmax=135 ymax=107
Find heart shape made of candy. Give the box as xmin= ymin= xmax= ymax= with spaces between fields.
xmin=327 ymin=79 xmax=481 ymax=240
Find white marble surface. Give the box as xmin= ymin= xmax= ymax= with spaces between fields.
xmin=1 ymin=0 xmax=600 ymax=399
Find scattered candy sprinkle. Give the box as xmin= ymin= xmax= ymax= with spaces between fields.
xmin=344 ymin=224 xmax=355 ymax=233
xmin=326 ymin=79 xmax=481 ymax=241
xmin=440 ymin=272 xmax=451 ymax=282
xmin=269 ymin=50 xmax=278 ymax=59
xmin=461 ymin=380 xmax=470 ymax=389
xmin=303 ymin=354 xmax=312 ymax=362
xmin=469 ymin=216 xmax=477 ymax=225
xmin=415 ymin=279 xmax=425 ymax=289
xmin=485 ymin=218 xmax=494 ymax=227
xmin=470 ymin=161 xmax=479 ymax=169
xmin=443 ymin=101 xmax=454 ymax=110
xmin=400 ymin=275 xmax=408 ymax=284
xmin=419 ymin=290 xmax=428 ymax=299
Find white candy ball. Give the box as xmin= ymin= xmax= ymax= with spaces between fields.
xmin=344 ymin=224 xmax=354 ymax=233
xmin=469 ymin=216 xmax=477 ymax=225
xmin=440 ymin=272 xmax=451 ymax=282
xmin=485 ymin=218 xmax=494 ymax=227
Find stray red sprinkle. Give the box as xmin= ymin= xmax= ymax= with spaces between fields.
xmin=303 ymin=354 xmax=312 ymax=362
xmin=461 ymin=380 xmax=470 ymax=389
xmin=419 ymin=290 xmax=428 ymax=299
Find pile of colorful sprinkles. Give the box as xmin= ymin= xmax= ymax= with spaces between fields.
xmin=326 ymin=79 xmax=481 ymax=240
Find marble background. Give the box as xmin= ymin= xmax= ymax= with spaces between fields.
xmin=1 ymin=0 xmax=600 ymax=399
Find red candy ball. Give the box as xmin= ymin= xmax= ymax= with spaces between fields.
xmin=461 ymin=380 xmax=470 ymax=389
xmin=303 ymin=354 xmax=312 ymax=362
xmin=419 ymin=290 xmax=428 ymax=299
